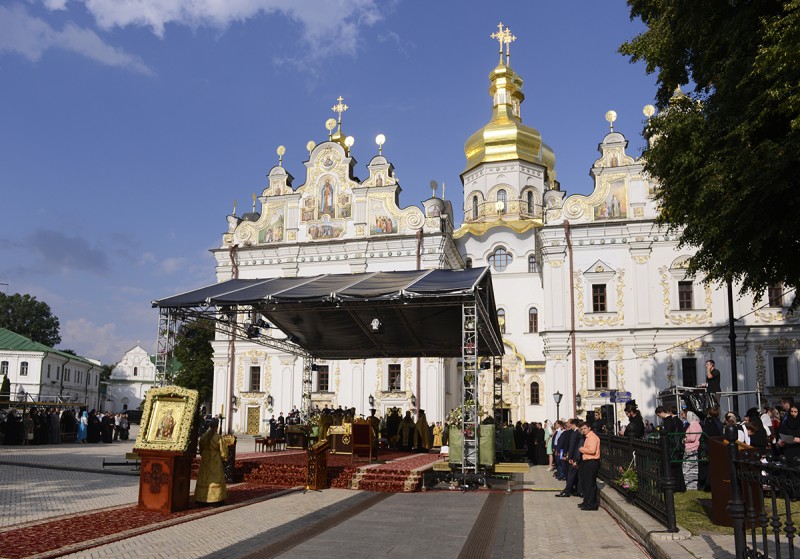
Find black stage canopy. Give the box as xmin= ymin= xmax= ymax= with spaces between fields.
xmin=153 ymin=268 xmax=503 ymax=360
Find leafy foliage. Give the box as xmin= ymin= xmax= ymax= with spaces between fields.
xmin=620 ymin=0 xmax=800 ymax=297
xmin=100 ymin=363 xmax=116 ymax=382
xmin=172 ymin=319 xmax=215 ymax=404
xmin=0 ymin=374 xmax=10 ymax=409
xmin=0 ymin=293 xmax=61 ymax=346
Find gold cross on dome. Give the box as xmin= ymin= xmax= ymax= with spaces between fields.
xmin=490 ymin=22 xmax=506 ymax=58
xmin=331 ymin=96 xmax=349 ymax=124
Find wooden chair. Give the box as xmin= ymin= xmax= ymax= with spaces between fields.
xmin=351 ymin=422 xmax=376 ymax=463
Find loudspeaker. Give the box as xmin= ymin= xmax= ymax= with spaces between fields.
xmin=601 ymin=404 xmax=614 ymax=430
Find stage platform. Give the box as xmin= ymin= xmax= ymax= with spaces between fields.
xmin=194 ymin=449 xmax=445 ymax=493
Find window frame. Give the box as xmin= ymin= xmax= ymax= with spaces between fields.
xmin=593 ymin=359 xmax=609 ymax=389
xmin=591 ymin=284 xmax=607 ymax=313
xmin=768 ymin=284 xmax=784 ymax=307
xmin=317 ymin=365 xmax=330 ymax=392
xmin=488 ymin=246 xmax=513 ymax=272
xmin=20 ymin=361 xmax=29 ymax=376
xmin=773 ymin=356 xmax=789 ymax=387
xmin=678 ymin=281 xmax=694 ymax=310
xmin=388 ymin=363 xmax=402 ymax=391
xmin=528 ymin=307 xmax=538 ymax=333
xmin=530 ymin=381 xmax=540 ymax=405
xmin=249 ymin=365 xmax=261 ymax=392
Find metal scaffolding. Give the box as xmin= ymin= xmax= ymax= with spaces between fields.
xmin=492 ymin=355 xmax=504 ymax=459
xmin=462 ymin=302 xmax=479 ymax=473
xmin=155 ymin=308 xmax=178 ymax=386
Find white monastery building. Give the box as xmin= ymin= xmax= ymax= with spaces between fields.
xmin=201 ymin=28 xmax=799 ymax=435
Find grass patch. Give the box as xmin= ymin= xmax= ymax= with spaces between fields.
xmin=674 ymin=490 xmax=800 ymax=536
xmin=674 ymin=490 xmax=734 ymax=535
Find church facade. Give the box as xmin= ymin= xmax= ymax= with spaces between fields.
xmin=209 ymin=29 xmax=799 ymax=434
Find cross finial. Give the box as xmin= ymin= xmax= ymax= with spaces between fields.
xmin=490 ymin=23 xmax=516 ymax=65
xmin=332 ymin=96 xmax=348 ymax=124
xmin=490 ymin=22 xmax=506 ymax=62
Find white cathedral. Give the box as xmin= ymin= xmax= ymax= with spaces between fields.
xmin=207 ymin=29 xmax=799 ymax=435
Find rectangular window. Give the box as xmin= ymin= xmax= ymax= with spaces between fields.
xmin=773 ymin=356 xmax=789 ymax=387
xmin=768 ymin=284 xmax=783 ymax=307
xmin=56 ymin=366 xmax=60 ymax=380
xmin=66 ymin=368 xmax=71 ymax=382
xmin=592 ymin=284 xmax=607 ymax=312
xmin=0 ymin=361 xmax=8 ymax=375
xmin=388 ymin=364 xmax=402 ymax=391
xmin=317 ymin=365 xmax=329 ymax=392
xmin=249 ymin=366 xmax=261 ymax=392
xmin=47 ymin=363 xmax=51 ymax=378
xmin=682 ymin=358 xmax=697 ymax=387
xmin=678 ymin=281 xmax=694 ymax=310
xmin=593 ymin=360 xmax=609 ymax=389
xmin=20 ymin=362 xmax=28 ymax=376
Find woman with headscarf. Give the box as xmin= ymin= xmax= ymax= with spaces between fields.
xmin=778 ymin=404 xmax=800 ymax=463
xmin=195 ymin=417 xmax=228 ymax=506
xmin=682 ymin=411 xmax=703 ymax=490
xmin=77 ymin=410 xmax=88 ymax=443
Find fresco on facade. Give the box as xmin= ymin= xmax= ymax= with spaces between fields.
xmin=258 ymin=207 xmax=285 ymax=243
xmin=368 ymin=198 xmax=398 ymax=235
xmin=319 ymin=175 xmax=337 ymax=218
xmin=307 ymin=216 xmax=345 ymax=240
xmin=338 ymin=192 xmax=352 ymax=219
xmin=594 ymin=180 xmax=627 ymax=220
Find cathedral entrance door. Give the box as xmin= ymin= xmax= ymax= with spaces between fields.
xmin=246 ymin=406 xmax=260 ymax=435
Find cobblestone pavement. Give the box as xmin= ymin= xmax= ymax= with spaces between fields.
xmin=1 ymin=437 xmax=654 ymax=558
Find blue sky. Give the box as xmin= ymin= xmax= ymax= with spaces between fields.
xmin=0 ymin=1 xmax=657 ymax=364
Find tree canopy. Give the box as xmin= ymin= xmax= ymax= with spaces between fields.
xmin=0 ymin=293 xmax=61 ymax=346
xmin=620 ymin=0 xmax=800 ymax=298
xmin=172 ymin=319 xmax=215 ymax=404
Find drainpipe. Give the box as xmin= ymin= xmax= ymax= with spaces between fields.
xmin=563 ymin=221 xmax=577 ymax=416
xmin=416 ymin=230 xmax=423 ymax=417
xmin=227 ymin=244 xmax=239 ymax=435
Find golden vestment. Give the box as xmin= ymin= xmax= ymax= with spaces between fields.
xmin=195 ymin=430 xmax=228 ymax=504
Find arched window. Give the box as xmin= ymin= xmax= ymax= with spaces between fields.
xmin=526 ymin=190 xmax=534 ymax=213
xmin=488 ymin=246 xmax=512 ymax=272
xmin=465 ymin=257 xmax=473 ymax=269
xmin=497 ymin=189 xmax=507 ymax=213
xmin=530 ymin=382 xmax=540 ymax=405
xmin=472 ymin=196 xmax=479 ymax=220
xmin=528 ymin=308 xmax=538 ymax=333
xmin=528 ymin=255 xmax=537 ymax=273
xmin=133 ymin=367 xmax=138 ymax=377
xmin=497 ymin=308 xmax=506 ymax=334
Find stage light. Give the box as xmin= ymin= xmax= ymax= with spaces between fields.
xmin=370 ymin=317 xmax=383 ymax=333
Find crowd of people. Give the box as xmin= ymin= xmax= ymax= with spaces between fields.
xmin=1 ymin=407 xmax=130 ymax=445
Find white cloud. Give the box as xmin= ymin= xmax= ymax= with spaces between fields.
xmin=0 ymin=3 xmax=153 ymax=74
xmin=159 ymin=256 xmax=187 ymax=275
xmin=60 ymin=317 xmax=139 ymax=364
xmin=77 ymin=0 xmax=381 ymax=57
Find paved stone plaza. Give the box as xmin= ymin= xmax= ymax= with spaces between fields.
xmin=0 ymin=428 xmax=736 ymax=559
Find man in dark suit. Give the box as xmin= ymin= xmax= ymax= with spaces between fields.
xmin=656 ymin=405 xmax=686 ymax=492
xmin=555 ymin=419 xmax=583 ymax=497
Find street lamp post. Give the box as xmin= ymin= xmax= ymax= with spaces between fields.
xmin=553 ymin=391 xmax=563 ymax=421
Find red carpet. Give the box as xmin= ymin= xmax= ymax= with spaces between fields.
xmin=0 ymin=484 xmax=286 ymax=559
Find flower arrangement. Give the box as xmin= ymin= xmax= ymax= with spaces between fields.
xmin=445 ymin=402 xmax=487 ymax=429
xmin=615 ymin=463 xmax=638 ymax=492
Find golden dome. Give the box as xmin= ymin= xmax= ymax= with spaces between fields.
xmin=464 ymin=61 xmax=556 ymax=182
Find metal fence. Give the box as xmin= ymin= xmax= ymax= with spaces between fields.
xmin=727 ymin=426 xmax=800 ymax=559
xmin=599 ymin=433 xmax=678 ymax=532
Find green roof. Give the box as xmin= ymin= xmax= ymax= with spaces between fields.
xmin=0 ymin=327 xmax=97 ymax=367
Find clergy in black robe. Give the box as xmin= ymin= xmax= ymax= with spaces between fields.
xmin=101 ymin=413 xmax=114 ymax=443
xmin=87 ymin=410 xmax=101 ymax=443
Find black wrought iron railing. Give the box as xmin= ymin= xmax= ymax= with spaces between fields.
xmin=599 ymin=433 xmax=678 ymax=532
xmin=727 ymin=425 xmax=800 ymax=559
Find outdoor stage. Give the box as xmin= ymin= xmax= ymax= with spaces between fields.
xmin=207 ymin=448 xmax=444 ymax=493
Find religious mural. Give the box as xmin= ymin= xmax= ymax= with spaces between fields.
xmin=308 ymin=216 xmax=345 ymax=240
xmin=319 ymin=175 xmax=337 ymax=217
xmin=369 ymin=198 xmax=398 ymax=235
xmin=594 ymin=180 xmax=627 ymax=220
xmin=257 ymin=207 xmax=285 ymax=243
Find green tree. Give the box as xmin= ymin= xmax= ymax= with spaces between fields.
xmin=620 ymin=0 xmax=800 ymax=298
xmin=100 ymin=363 xmax=116 ymax=382
xmin=0 ymin=375 xmax=10 ymax=409
xmin=0 ymin=293 xmax=61 ymax=346
xmin=172 ymin=319 xmax=215 ymax=404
